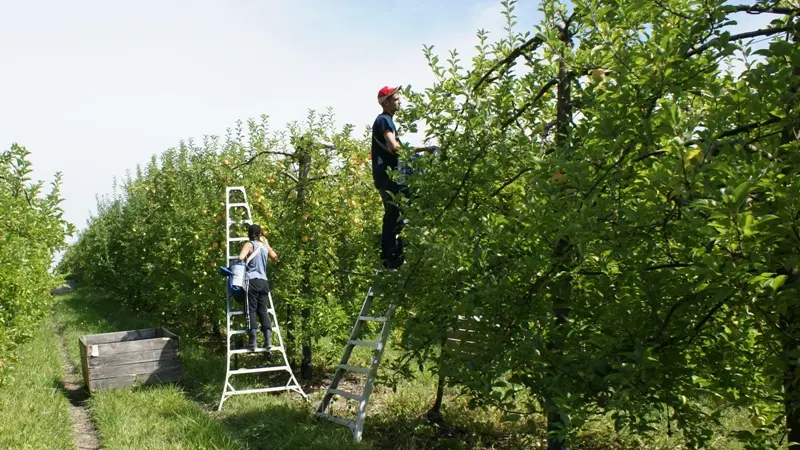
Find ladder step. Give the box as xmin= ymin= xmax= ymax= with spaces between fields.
xmin=229 ymin=237 xmax=249 ymax=242
xmin=230 ymin=365 xmax=289 ymax=375
xmin=316 ymin=412 xmax=356 ymax=429
xmin=229 ymin=203 xmax=249 ymax=208
xmin=329 ymin=388 xmax=364 ymax=402
xmin=229 ymin=326 xmax=278 ymax=336
xmin=228 ymin=309 xmax=275 ymax=319
xmin=228 ymin=220 xmax=251 ymax=225
xmin=339 ymin=364 xmax=371 ymax=374
xmin=358 ymin=315 xmax=386 ymax=322
xmin=229 ymin=347 xmax=280 ymax=354
xmin=349 ymin=340 xmax=381 ymax=349
xmin=225 ymin=386 xmax=299 ymax=396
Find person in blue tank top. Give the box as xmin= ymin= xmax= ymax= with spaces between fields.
xmin=237 ymin=224 xmax=279 ymax=350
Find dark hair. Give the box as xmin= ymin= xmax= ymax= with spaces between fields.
xmin=247 ymin=224 xmax=262 ymax=241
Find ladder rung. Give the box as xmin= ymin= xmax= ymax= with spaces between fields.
xmin=229 ymin=237 xmax=248 ymax=242
xmin=228 ymin=220 xmax=251 ymax=225
xmin=225 ymin=386 xmax=298 ymax=396
xmin=339 ymin=364 xmax=371 ymax=374
xmin=229 ymin=203 xmax=249 ymax=208
xmin=349 ymin=340 xmax=380 ymax=349
xmin=329 ymin=388 xmax=363 ymax=402
xmin=316 ymin=412 xmax=356 ymax=429
xmin=229 ymin=347 xmax=279 ymax=354
xmin=229 ymin=327 xmax=279 ymax=336
xmin=358 ymin=315 xmax=386 ymax=322
xmin=228 ymin=310 xmax=275 ymax=319
xmin=230 ymin=365 xmax=289 ymax=375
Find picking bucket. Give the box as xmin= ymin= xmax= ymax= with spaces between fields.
xmin=231 ymin=262 xmax=245 ymax=287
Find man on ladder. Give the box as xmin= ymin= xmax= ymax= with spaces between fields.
xmin=237 ymin=224 xmax=279 ymax=350
xmin=371 ymin=85 xmax=437 ymax=270
xmin=315 ymin=87 xmax=438 ymax=441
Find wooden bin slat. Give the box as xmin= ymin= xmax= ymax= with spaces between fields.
xmin=87 ymin=348 xmax=180 ymax=368
xmin=91 ymin=367 xmax=182 ymax=391
xmin=93 ymin=337 xmax=178 ymax=356
xmin=91 ymin=359 xmax=181 ymax=380
xmin=81 ymin=328 xmax=161 ymax=346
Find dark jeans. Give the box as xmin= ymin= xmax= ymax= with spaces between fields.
xmin=246 ymin=278 xmax=271 ymax=331
xmin=378 ymin=181 xmax=408 ymax=264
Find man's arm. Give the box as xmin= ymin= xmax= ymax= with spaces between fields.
xmin=384 ymin=130 xmax=438 ymax=154
xmin=383 ymin=129 xmax=402 ymax=153
xmin=413 ymin=145 xmax=438 ymax=153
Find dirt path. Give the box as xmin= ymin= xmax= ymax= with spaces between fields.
xmin=53 ymin=321 xmax=102 ymax=450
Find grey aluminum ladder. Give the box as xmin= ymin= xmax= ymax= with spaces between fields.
xmin=217 ymin=186 xmax=307 ymax=411
xmin=315 ymin=276 xmax=397 ymax=441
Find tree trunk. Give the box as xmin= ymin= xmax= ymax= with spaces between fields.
xmin=297 ymin=147 xmax=314 ymax=380
xmin=545 ymin=21 xmax=574 ymax=450
xmin=427 ymin=339 xmax=447 ymax=423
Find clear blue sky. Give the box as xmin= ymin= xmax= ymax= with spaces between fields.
xmin=0 ymin=0 xmax=772 ymax=253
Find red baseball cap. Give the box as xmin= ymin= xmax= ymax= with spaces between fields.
xmin=377 ymin=85 xmax=402 ymax=104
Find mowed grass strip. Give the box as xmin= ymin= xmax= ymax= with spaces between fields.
xmin=87 ymin=385 xmax=239 ymax=450
xmin=0 ymin=317 xmax=75 ymax=450
xmin=53 ymin=291 xmax=239 ymax=449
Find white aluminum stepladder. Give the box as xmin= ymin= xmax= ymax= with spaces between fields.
xmin=315 ymin=271 xmax=398 ymax=441
xmin=217 ymin=186 xmax=307 ymax=411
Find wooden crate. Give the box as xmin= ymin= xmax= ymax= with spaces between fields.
xmin=78 ymin=327 xmax=181 ymax=392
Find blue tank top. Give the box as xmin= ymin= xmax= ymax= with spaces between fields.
xmin=245 ymin=240 xmax=268 ymax=281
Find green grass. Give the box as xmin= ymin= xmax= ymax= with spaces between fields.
xmin=0 ymin=316 xmax=75 ymax=450
xmin=48 ymin=288 xmax=768 ymax=449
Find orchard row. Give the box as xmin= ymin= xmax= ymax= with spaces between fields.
xmin=57 ymin=0 xmax=800 ymax=447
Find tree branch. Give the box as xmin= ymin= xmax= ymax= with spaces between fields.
xmin=443 ymin=143 xmax=489 ymax=212
xmin=685 ymin=26 xmax=795 ymax=58
xmin=473 ymin=35 xmax=544 ymax=92
xmin=725 ymin=4 xmax=800 ymax=15
xmin=654 ymin=0 xmax=692 ymax=20
xmin=501 ymin=78 xmax=559 ymax=129
xmin=280 ymin=170 xmax=299 ymax=183
xmin=685 ymin=117 xmax=784 ymax=146
xmin=490 ymin=167 xmax=534 ymax=197
xmin=646 ymin=262 xmax=693 ymax=271
xmin=232 ymin=150 xmax=295 ymax=170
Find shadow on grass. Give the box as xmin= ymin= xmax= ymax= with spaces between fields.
xmin=218 ymin=400 xmax=370 ymax=450
xmin=365 ymin=409 xmax=536 ymax=450
xmin=51 ymin=376 xmax=90 ymax=408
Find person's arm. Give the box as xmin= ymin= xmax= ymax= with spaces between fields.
xmin=237 ymin=242 xmax=253 ymax=262
xmin=385 ymin=129 xmax=438 ymax=154
xmin=383 ymin=129 xmax=401 ymax=153
xmin=265 ymin=239 xmax=279 ymax=263
xmin=413 ymin=145 xmax=439 ymax=153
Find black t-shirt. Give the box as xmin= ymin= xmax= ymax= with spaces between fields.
xmin=371 ymin=113 xmax=401 ymax=189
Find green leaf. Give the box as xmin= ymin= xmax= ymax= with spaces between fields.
xmin=771 ymin=275 xmax=787 ymax=291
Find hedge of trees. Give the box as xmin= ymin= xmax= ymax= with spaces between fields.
xmin=56 ymin=0 xmax=799 ymax=447
xmin=56 ymin=110 xmax=383 ymax=379
xmin=1 ymin=143 xmax=74 ymax=385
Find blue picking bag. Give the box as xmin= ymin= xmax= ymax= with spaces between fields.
xmin=218 ymin=264 xmax=246 ymax=303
